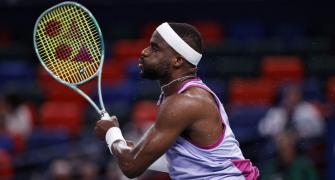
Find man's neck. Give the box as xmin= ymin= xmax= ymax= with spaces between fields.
xmin=160 ymin=74 xmax=196 ymax=97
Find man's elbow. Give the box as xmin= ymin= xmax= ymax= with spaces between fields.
xmin=123 ymin=171 xmax=142 ymax=179
xmin=120 ymin=165 xmax=144 ymax=179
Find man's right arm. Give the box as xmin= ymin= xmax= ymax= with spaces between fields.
xmin=109 ymin=94 xmax=201 ymax=178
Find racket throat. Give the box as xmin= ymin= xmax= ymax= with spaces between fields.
xmin=101 ymin=112 xmax=112 ymax=121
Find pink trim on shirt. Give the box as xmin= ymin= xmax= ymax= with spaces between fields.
xmin=231 ymin=159 xmax=260 ymax=180
xmin=178 ymin=83 xmax=226 ymax=150
xmin=157 ymin=77 xmax=200 ymax=106
xmin=176 ymin=77 xmax=201 ymax=93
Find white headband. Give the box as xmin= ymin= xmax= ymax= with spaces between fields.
xmin=156 ymin=22 xmax=202 ymax=66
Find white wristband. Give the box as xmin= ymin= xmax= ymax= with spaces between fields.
xmin=105 ymin=127 xmax=126 ymax=154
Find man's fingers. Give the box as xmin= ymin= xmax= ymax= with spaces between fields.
xmin=126 ymin=140 xmax=135 ymax=148
xmin=98 ymin=115 xmax=117 ymax=122
xmin=95 ymin=116 xmax=120 ymax=140
xmin=96 ymin=120 xmax=104 ymax=125
xmin=110 ymin=115 xmax=117 ymax=119
xmin=94 ymin=123 xmax=105 ymax=140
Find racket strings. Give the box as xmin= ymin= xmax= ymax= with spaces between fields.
xmin=35 ymin=4 xmax=102 ymax=84
xmin=56 ymin=5 xmax=100 ymax=82
xmin=55 ymin=5 xmax=94 ymax=81
xmin=38 ymin=8 xmax=82 ymax=83
xmin=40 ymin=7 xmax=80 ymax=83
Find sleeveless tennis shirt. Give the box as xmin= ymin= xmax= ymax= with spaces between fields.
xmin=159 ymin=78 xmax=259 ymax=180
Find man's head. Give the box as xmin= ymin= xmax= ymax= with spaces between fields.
xmin=139 ymin=22 xmax=204 ymax=80
xmin=281 ymin=84 xmax=302 ymax=110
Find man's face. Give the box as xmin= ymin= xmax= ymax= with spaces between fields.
xmin=139 ymin=31 xmax=176 ymax=80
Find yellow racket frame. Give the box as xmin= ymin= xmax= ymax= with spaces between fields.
xmin=33 ymin=1 xmax=109 ymax=118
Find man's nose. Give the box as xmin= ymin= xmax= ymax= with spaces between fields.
xmin=141 ymin=47 xmax=149 ymax=57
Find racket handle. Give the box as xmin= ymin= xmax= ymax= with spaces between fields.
xmin=101 ymin=112 xmax=112 ymax=121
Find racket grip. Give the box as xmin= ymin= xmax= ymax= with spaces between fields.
xmin=101 ymin=112 xmax=112 ymax=121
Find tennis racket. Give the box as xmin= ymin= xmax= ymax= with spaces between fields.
xmin=33 ymin=1 xmax=111 ymax=120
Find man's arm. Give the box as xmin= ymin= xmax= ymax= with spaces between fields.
xmin=95 ymin=94 xmax=201 ymax=178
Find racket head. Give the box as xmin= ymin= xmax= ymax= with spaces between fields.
xmin=33 ymin=1 xmax=105 ymax=86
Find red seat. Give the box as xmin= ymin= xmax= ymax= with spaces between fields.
xmin=131 ymin=100 xmax=158 ymax=129
xmin=261 ymin=56 xmax=304 ymax=83
xmin=140 ymin=22 xmax=161 ymax=39
xmin=0 ymin=149 xmax=13 ymax=178
xmin=112 ymin=39 xmax=147 ymax=64
xmin=228 ymin=78 xmax=276 ymax=106
xmin=327 ymin=77 xmax=335 ymax=103
xmin=37 ymin=66 xmax=95 ymax=105
xmin=102 ymin=60 xmax=125 ymax=86
xmin=0 ymin=29 xmax=12 ymax=47
xmin=37 ymin=65 xmax=58 ymax=91
xmin=40 ymin=101 xmax=83 ymax=136
xmin=192 ymin=21 xmax=224 ymax=45
xmin=9 ymin=133 xmax=25 ymax=155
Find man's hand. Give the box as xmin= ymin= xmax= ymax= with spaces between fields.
xmin=95 ymin=116 xmax=119 ymax=140
xmin=126 ymin=140 xmax=135 ymax=148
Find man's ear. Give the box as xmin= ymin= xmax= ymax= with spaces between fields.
xmin=173 ymin=56 xmax=184 ymax=68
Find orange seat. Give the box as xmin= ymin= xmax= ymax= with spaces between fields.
xmin=327 ymin=77 xmax=335 ymax=103
xmin=40 ymin=101 xmax=83 ymax=136
xmin=228 ymin=78 xmax=276 ymax=106
xmin=261 ymin=56 xmax=304 ymax=83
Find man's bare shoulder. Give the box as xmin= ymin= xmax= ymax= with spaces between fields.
xmin=161 ymin=91 xmax=204 ymax=112
xmin=157 ymin=88 xmax=213 ymax=124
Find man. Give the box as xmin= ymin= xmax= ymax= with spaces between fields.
xmin=95 ymin=22 xmax=259 ymax=179
xmin=258 ymin=85 xmax=324 ymax=139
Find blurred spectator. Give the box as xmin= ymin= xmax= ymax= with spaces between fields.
xmin=0 ymin=93 xmax=33 ymax=138
xmin=0 ymin=95 xmax=16 ymax=154
xmin=78 ymin=160 xmax=99 ymax=180
xmin=258 ymin=84 xmax=324 ymax=139
xmin=48 ymin=159 xmax=73 ymax=180
xmin=105 ymin=161 xmax=134 ymax=180
xmin=260 ymin=130 xmax=318 ymax=180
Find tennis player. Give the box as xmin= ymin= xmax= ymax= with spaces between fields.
xmin=95 ymin=22 xmax=259 ymax=179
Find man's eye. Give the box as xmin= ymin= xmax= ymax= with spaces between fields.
xmin=152 ymin=46 xmax=158 ymax=51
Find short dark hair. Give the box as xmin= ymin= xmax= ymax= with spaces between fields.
xmin=168 ymin=22 xmax=204 ymax=54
